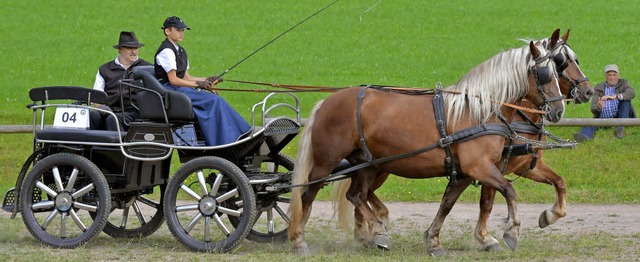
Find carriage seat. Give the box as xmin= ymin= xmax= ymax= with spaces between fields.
xmin=131 ymin=66 xmax=195 ymax=122
xmin=36 ymin=129 xmax=125 ymax=144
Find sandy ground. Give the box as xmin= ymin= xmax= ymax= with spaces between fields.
xmin=306 ymin=201 xmax=640 ymax=235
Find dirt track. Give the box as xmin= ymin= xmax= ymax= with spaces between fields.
xmin=307 ymin=201 xmax=640 ymax=235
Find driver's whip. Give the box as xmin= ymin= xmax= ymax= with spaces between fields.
xmin=211 ymin=0 xmax=340 ymax=82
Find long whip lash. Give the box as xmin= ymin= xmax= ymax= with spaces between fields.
xmin=214 ymin=0 xmax=340 ymax=80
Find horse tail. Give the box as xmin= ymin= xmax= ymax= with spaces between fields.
xmin=332 ymin=178 xmax=354 ymax=232
xmin=288 ymin=99 xmax=324 ymax=241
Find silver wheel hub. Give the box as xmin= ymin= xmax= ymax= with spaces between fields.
xmin=199 ymin=196 xmax=218 ymax=216
xmin=56 ymin=192 xmax=73 ymax=212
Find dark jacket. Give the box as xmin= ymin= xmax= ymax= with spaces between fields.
xmin=590 ymin=78 xmax=636 ymax=118
xmin=97 ymin=58 xmax=152 ymax=111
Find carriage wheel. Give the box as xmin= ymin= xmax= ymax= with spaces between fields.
xmin=20 ymin=153 xmax=111 ymax=248
xmin=99 ymin=184 xmax=165 ymax=238
xmin=231 ymin=153 xmax=293 ymax=243
xmin=163 ymin=156 xmax=256 ymax=252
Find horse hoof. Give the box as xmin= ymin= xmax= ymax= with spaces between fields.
xmin=293 ymin=245 xmax=311 ymax=256
xmin=374 ymin=234 xmax=391 ymax=250
xmin=538 ymin=211 xmax=550 ymax=228
xmin=502 ymin=232 xmax=518 ymax=251
xmin=427 ymin=247 xmax=446 ymax=257
xmin=483 ymin=243 xmax=504 ymax=252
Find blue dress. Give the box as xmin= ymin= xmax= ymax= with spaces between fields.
xmin=163 ymin=83 xmax=251 ymax=146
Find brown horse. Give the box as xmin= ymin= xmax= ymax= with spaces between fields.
xmin=332 ymin=29 xmax=593 ymax=256
xmin=288 ymin=41 xmax=565 ymax=255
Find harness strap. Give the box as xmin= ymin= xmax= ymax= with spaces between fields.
xmin=433 ymin=89 xmax=458 ymax=184
xmin=357 ymin=87 xmax=374 ymax=163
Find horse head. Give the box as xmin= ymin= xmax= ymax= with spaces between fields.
xmin=544 ymin=29 xmax=593 ymax=104
xmin=526 ymin=41 xmax=565 ymax=123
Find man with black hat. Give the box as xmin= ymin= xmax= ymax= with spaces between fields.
xmin=574 ymin=64 xmax=636 ymax=141
xmin=154 ymin=16 xmax=251 ymax=146
xmin=91 ymin=31 xmax=152 ymax=130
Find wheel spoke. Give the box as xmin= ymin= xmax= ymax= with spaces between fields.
xmin=267 ymin=209 xmax=275 ymax=233
xmin=36 ymin=181 xmax=57 ymax=198
xmin=213 ymin=214 xmax=231 ymax=236
xmin=32 ymin=200 xmax=55 ymax=210
xmin=185 ymin=213 xmax=203 ymax=233
xmin=69 ymin=209 xmax=87 ymax=231
xmin=218 ymin=206 xmax=241 ymax=217
xmin=274 ymin=204 xmax=290 ymax=224
xmin=132 ymin=202 xmax=147 ymax=225
xmin=59 ymin=212 xmax=67 ymax=238
xmin=176 ymin=204 xmax=199 ymax=212
xmin=209 ymin=173 xmax=223 ymax=196
xmin=216 ymin=188 xmax=238 ymax=203
xmin=52 ymin=167 xmax=64 ymax=192
xmin=137 ymin=196 xmax=159 ymax=208
xmin=180 ymin=184 xmax=202 ymax=201
xmin=41 ymin=209 xmax=59 ymax=229
xmin=120 ymin=206 xmax=131 ymax=228
xmin=204 ymin=216 xmax=211 ymax=242
xmin=74 ymin=201 xmax=97 ymax=212
xmin=197 ymin=170 xmax=209 ymax=195
xmin=71 ymin=183 xmax=95 ymax=199
xmin=65 ymin=168 xmax=79 ymax=192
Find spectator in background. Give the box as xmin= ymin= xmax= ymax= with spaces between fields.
xmin=574 ymin=64 xmax=635 ymax=141
xmin=91 ymin=31 xmax=152 ymax=130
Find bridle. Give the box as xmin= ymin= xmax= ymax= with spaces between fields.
xmin=549 ymin=41 xmax=589 ymax=102
xmin=529 ymin=50 xmax=563 ymax=113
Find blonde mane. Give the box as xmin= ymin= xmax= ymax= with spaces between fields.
xmin=443 ymin=45 xmax=546 ymax=126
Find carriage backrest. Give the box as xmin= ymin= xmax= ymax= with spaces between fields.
xmin=29 ymin=86 xmax=108 ymax=105
xmin=130 ymin=66 xmax=195 ymax=122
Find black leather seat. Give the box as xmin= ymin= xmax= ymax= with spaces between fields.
xmin=131 ymin=66 xmax=195 ymax=122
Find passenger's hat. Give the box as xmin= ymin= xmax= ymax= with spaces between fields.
xmin=162 ymin=16 xmax=191 ymax=30
xmin=113 ymin=31 xmax=144 ymax=49
xmin=604 ymin=64 xmax=619 ymax=73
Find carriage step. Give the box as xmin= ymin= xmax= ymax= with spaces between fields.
xmin=1 ymin=188 xmax=16 ymax=213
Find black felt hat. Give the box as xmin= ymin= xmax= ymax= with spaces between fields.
xmin=113 ymin=31 xmax=144 ymax=49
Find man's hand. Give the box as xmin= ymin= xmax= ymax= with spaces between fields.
xmin=196 ymin=80 xmax=212 ymax=90
xmin=206 ymin=76 xmax=223 ymax=85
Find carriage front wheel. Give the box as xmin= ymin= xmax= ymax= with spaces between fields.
xmin=20 ymin=153 xmax=111 ymax=248
xmin=163 ymin=156 xmax=256 ymax=252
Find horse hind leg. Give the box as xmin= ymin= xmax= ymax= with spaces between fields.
xmin=475 ymin=185 xmax=503 ymax=252
xmin=346 ymin=168 xmax=390 ymax=250
xmin=424 ymin=176 xmax=475 ymax=257
xmin=521 ymin=162 xmax=567 ymax=228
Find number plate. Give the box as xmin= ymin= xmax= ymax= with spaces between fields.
xmin=53 ymin=108 xmax=90 ymax=129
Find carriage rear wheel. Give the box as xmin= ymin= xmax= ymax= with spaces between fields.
xmin=230 ymin=153 xmax=293 ymax=243
xmin=20 ymin=153 xmax=111 ymax=248
xmin=163 ymin=156 xmax=256 ymax=252
xmin=98 ymin=184 xmax=165 ymax=238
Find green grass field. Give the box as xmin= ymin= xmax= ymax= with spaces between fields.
xmin=1 ymin=0 xmax=640 ymax=260
xmin=1 ymin=0 xmax=640 ymax=206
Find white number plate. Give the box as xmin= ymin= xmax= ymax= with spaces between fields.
xmin=53 ymin=108 xmax=90 ymax=129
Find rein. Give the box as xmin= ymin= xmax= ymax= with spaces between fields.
xmin=224 ymin=79 xmax=548 ymax=115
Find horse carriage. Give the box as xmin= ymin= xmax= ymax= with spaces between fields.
xmin=1 ymin=66 xmax=300 ymax=252
xmin=2 ymin=29 xmax=591 ymax=255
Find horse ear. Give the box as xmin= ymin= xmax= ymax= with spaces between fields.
xmin=549 ymin=28 xmax=560 ymax=48
xmin=529 ymin=41 xmax=541 ymax=59
xmin=561 ymin=28 xmax=570 ymax=42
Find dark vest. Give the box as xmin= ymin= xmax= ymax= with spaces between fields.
xmin=98 ymin=58 xmax=152 ymax=111
xmin=154 ymin=39 xmax=189 ymax=82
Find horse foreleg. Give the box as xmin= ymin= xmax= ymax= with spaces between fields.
xmin=521 ymin=161 xmax=567 ymax=228
xmin=475 ymin=185 xmax=503 ymax=252
xmin=424 ymin=176 xmax=474 ymax=257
